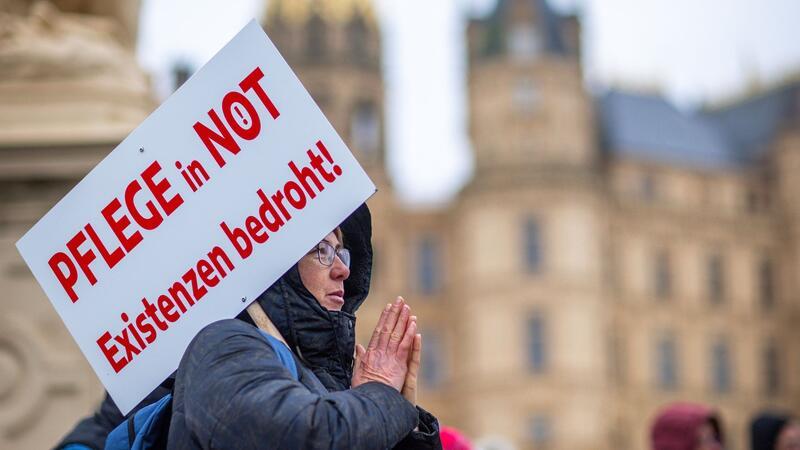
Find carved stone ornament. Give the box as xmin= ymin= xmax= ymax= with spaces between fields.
xmin=0 ymin=0 xmax=145 ymax=84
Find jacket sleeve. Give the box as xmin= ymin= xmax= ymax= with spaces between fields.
xmin=179 ymin=320 xmax=419 ymax=450
xmin=392 ymin=406 xmax=442 ymax=450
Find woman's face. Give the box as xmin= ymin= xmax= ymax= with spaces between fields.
xmin=298 ymin=231 xmax=350 ymax=311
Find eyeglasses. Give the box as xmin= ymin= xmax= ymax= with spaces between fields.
xmin=309 ymin=241 xmax=350 ymax=268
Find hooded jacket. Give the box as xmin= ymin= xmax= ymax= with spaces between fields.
xmin=751 ymin=412 xmax=792 ymax=450
xmin=651 ymin=403 xmax=723 ymax=450
xmin=56 ymin=204 xmax=440 ymax=450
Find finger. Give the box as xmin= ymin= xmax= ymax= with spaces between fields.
xmin=367 ymin=304 xmax=391 ymax=351
xmin=402 ymin=334 xmax=421 ymax=404
xmin=377 ymin=297 xmax=404 ymax=350
xmin=407 ymin=334 xmax=421 ymax=375
xmin=388 ymin=304 xmax=411 ymax=353
xmin=404 ymin=317 xmax=417 ymax=363
xmin=396 ymin=319 xmax=416 ymax=362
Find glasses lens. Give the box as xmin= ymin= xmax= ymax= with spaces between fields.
xmin=337 ymin=248 xmax=351 ymax=268
xmin=318 ymin=242 xmax=335 ymax=266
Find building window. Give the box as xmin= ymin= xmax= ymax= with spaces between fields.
xmin=711 ymin=340 xmax=732 ymax=393
xmin=526 ymin=314 xmax=547 ymax=373
xmin=523 ymin=217 xmax=542 ymax=273
xmin=513 ymin=78 xmax=539 ymax=114
xmin=311 ymin=90 xmax=330 ymax=115
xmin=653 ymin=250 xmax=672 ymax=300
xmin=708 ymin=253 xmax=725 ymax=305
xmin=420 ymin=330 xmax=444 ymax=387
xmin=370 ymin=243 xmax=380 ymax=288
xmin=758 ymin=258 xmax=775 ymax=310
xmin=763 ymin=342 xmax=781 ymax=396
xmin=608 ymin=331 xmax=626 ymax=386
xmin=507 ymin=24 xmax=541 ymax=61
xmin=350 ymin=100 xmax=380 ymax=157
xmin=640 ymin=173 xmax=657 ymax=201
xmin=656 ymin=334 xmax=678 ymax=390
xmin=746 ymin=189 xmax=759 ymax=213
xmin=415 ymin=235 xmax=441 ymax=295
xmin=347 ymin=15 xmax=368 ymax=63
xmin=528 ymin=414 xmax=553 ymax=446
xmin=306 ymin=13 xmax=327 ymax=60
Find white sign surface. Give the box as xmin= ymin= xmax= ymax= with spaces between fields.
xmin=16 ymin=20 xmax=375 ymax=414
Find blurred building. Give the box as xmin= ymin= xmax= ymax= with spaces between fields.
xmin=1 ymin=0 xmax=799 ymax=449
xmin=267 ymin=1 xmax=800 ymax=449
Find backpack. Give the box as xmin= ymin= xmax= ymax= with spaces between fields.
xmin=104 ymin=332 xmax=299 ymax=450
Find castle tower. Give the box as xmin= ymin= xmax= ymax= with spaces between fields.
xmin=466 ymin=0 xmax=593 ymax=187
xmin=263 ymin=0 xmax=387 ymax=187
xmin=452 ymin=1 xmax=610 ymax=448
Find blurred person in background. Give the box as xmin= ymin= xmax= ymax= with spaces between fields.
xmin=651 ymin=402 xmax=724 ymax=450
xmin=752 ymin=412 xmax=800 ymax=450
xmin=440 ymin=426 xmax=473 ymax=450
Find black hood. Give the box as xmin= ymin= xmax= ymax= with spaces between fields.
xmin=751 ymin=412 xmax=792 ymax=450
xmin=238 ymin=203 xmax=372 ymax=391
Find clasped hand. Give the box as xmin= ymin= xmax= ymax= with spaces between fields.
xmin=351 ymin=297 xmax=422 ymax=405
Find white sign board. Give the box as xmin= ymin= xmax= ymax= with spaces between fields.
xmin=16 ymin=20 xmax=375 ymax=415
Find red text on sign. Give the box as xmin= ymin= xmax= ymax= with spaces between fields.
xmin=48 ymin=161 xmax=184 ymax=302
xmin=193 ymin=67 xmax=281 ymax=169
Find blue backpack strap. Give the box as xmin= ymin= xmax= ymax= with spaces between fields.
xmin=255 ymin=329 xmax=299 ymax=380
xmin=104 ymin=394 xmax=172 ymax=450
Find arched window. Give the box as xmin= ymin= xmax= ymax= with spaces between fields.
xmin=350 ymin=100 xmax=380 ymax=157
xmin=414 ymin=234 xmax=441 ymax=295
xmin=707 ymin=253 xmax=725 ymax=305
xmin=526 ymin=313 xmax=547 ymax=373
xmin=522 ymin=217 xmax=542 ymax=273
xmin=306 ymin=13 xmax=327 ymax=61
xmin=420 ymin=329 xmax=444 ymax=387
xmin=347 ymin=16 xmax=369 ymax=64
xmin=507 ymin=23 xmax=541 ymax=61
xmin=758 ymin=257 xmax=774 ymax=310
xmin=763 ymin=342 xmax=781 ymax=396
xmin=653 ymin=249 xmax=672 ymax=300
xmin=711 ymin=339 xmax=732 ymax=393
xmin=655 ymin=334 xmax=678 ymax=390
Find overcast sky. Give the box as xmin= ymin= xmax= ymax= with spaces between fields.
xmin=138 ymin=0 xmax=800 ymax=205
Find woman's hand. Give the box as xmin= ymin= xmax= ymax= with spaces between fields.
xmin=352 ymin=297 xmax=416 ymax=392
xmin=401 ymin=328 xmax=422 ymax=406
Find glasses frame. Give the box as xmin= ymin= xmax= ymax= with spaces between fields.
xmin=310 ymin=240 xmax=350 ymax=268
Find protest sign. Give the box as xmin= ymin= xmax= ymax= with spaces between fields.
xmin=16 ymin=19 xmax=376 ymax=414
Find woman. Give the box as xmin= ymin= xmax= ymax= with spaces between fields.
xmin=166 ymin=204 xmax=441 ymax=449
xmin=56 ymin=204 xmax=440 ymax=449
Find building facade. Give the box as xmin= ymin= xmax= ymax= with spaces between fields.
xmin=1 ymin=0 xmax=799 ymax=449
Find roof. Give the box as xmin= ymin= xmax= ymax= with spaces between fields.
xmin=702 ymin=83 xmax=800 ymax=164
xmin=597 ymin=82 xmax=800 ymax=170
